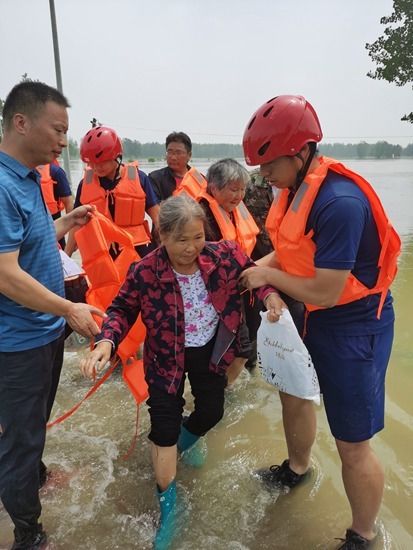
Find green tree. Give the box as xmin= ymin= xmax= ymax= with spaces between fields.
xmin=366 ymin=0 xmax=413 ymax=122
xmin=357 ymin=141 xmax=370 ymax=159
xmin=122 ymin=138 xmax=142 ymax=159
xmin=373 ymin=140 xmax=395 ymax=159
xmin=68 ymin=138 xmax=79 ymax=159
xmin=403 ymin=143 xmax=413 ymax=156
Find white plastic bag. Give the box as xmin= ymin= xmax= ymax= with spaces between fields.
xmin=257 ymin=309 xmax=320 ymax=404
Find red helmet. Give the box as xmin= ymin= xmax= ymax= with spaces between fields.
xmin=243 ymin=95 xmax=322 ymax=166
xmin=80 ymin=126 xmax=122 ymax=163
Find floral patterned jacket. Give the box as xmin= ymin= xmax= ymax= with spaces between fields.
xmin=96 ymin=240 xmax=276 ymax=394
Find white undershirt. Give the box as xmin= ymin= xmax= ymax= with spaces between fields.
xmin=173 ymin=268 xmax=219 ymax=347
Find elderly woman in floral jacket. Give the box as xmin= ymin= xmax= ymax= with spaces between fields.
xmin=81 ymin=194 xmax=283 ymax=549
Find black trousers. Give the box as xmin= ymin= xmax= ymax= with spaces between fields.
xmin=147 ymin=336 xmax=227 ymax=447
xmin=0 ymin=335 xmax=64 ymax=533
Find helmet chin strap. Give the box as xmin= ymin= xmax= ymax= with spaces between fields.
xmin=293 ymin=142 xmax=317 ymax=190
xmin=111 ymin=156 xmax=123 ymax=183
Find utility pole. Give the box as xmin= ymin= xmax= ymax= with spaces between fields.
xmin=0 ymin=99 xmax=4 ymax=142
xmin=49 ymin=0 xmax=72 ymax=183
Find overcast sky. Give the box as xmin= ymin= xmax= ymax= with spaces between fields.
xmin=1 ymin=0 xmax=412 ymax=146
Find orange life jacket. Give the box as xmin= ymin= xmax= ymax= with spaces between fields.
xmin=199 ymin=192 xmax=259 ymax=255
xmin=173 ymin=167 xmax=207 ymax=199
xmin=265 ymin=156 xmax=401 ymax=317
xmin=80 ymin=162 xmax=151 ymax=246
xmin=75 ymin=210 xmax=148 ymax=403
xmin=37 ymin=164 xmax=64 ymax=215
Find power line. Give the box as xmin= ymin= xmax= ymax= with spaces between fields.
xmin=103 ymin=123 xmax=241 ymax=138
xmin=105 ymin=122 xmax=413 ymax=140
xmin=323 ymin=135 xmax=413 ymax=140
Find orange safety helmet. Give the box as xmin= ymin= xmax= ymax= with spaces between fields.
xmin=243 ymin=95 xmax=322 ymax=166
xmin=80 ymin=126 xmax=123 ymax=163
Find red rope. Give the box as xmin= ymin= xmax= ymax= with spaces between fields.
xmin=122 ymin=405 xmax=140 ymax=460
xmin=47 ymin=360 xmax=118 ymax=429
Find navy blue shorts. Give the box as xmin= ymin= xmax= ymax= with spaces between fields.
xmin=305 ymin=323 xmax=394 ymax=442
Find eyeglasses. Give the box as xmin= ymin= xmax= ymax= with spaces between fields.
xmin=166 ymin=149 xmax=188 ymax=157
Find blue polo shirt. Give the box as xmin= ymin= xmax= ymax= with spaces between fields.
xmin=0 ymin=151 xmax=65 ymax=351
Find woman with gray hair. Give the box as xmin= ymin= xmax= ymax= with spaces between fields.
xmin=198 ymin=158 xmax=261 ymax=386
xmin=80 ymin=194 xmax=284 ymax=549
xmin=207 ymin=157 xmax=250 ymax=191
xmin=203 ymin=158 xmax=259 ymax=256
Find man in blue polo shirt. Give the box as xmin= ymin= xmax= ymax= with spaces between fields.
xmin=0 ymin=81 xmax=105 ymax=550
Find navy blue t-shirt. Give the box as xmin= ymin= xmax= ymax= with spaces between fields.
xmin=306 ymin=171 xmax=394 ymax=334
xmin=50 ymin=163 xmax=72 ymax=200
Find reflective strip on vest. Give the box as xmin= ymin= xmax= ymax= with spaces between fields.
xmin=85 ymin=169 xmax=94 ymax=184
xmin=291 ymin=181 xmax=309 ymax=213
xmin=127 ymin=165 xmax=136 ymax=180
xmin=237 ymin=201 xmax=250 ymax=220
xmin=192 ymin=169 xmax=205 ymax=186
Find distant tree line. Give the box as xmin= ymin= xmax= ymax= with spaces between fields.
xmin=318 ymin=141 xmax=411 ymax=159
xmin=2 ymin=130 xmax=412 ymax=161
xmin=121 ymin=139 xmax=244 ymax=160
xmin=68 ymin=139 xmax=413 ymax=160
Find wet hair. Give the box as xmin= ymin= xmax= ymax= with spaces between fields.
xmin=165 ymin=131 xmax=192 ymax=153
xmin=206 ymin=158 xmax=250 ymax=194
xmin=2 ymin=81 xmax=70 ymax=130
xmin=159 ymin=194 xmax=206 ymax=237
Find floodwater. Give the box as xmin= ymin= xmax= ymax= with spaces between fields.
xmin=1 ymin=159 xmax=412 ymax=549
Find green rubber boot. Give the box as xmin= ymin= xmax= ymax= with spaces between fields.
xmin=154 ymin=480 xmax=178 ymax=550
xmin=177 ymin=425 xmax=206 ymax=468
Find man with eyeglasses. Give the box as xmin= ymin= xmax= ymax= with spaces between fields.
xmin=149 ymin=131 xmax=193 ymax=200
